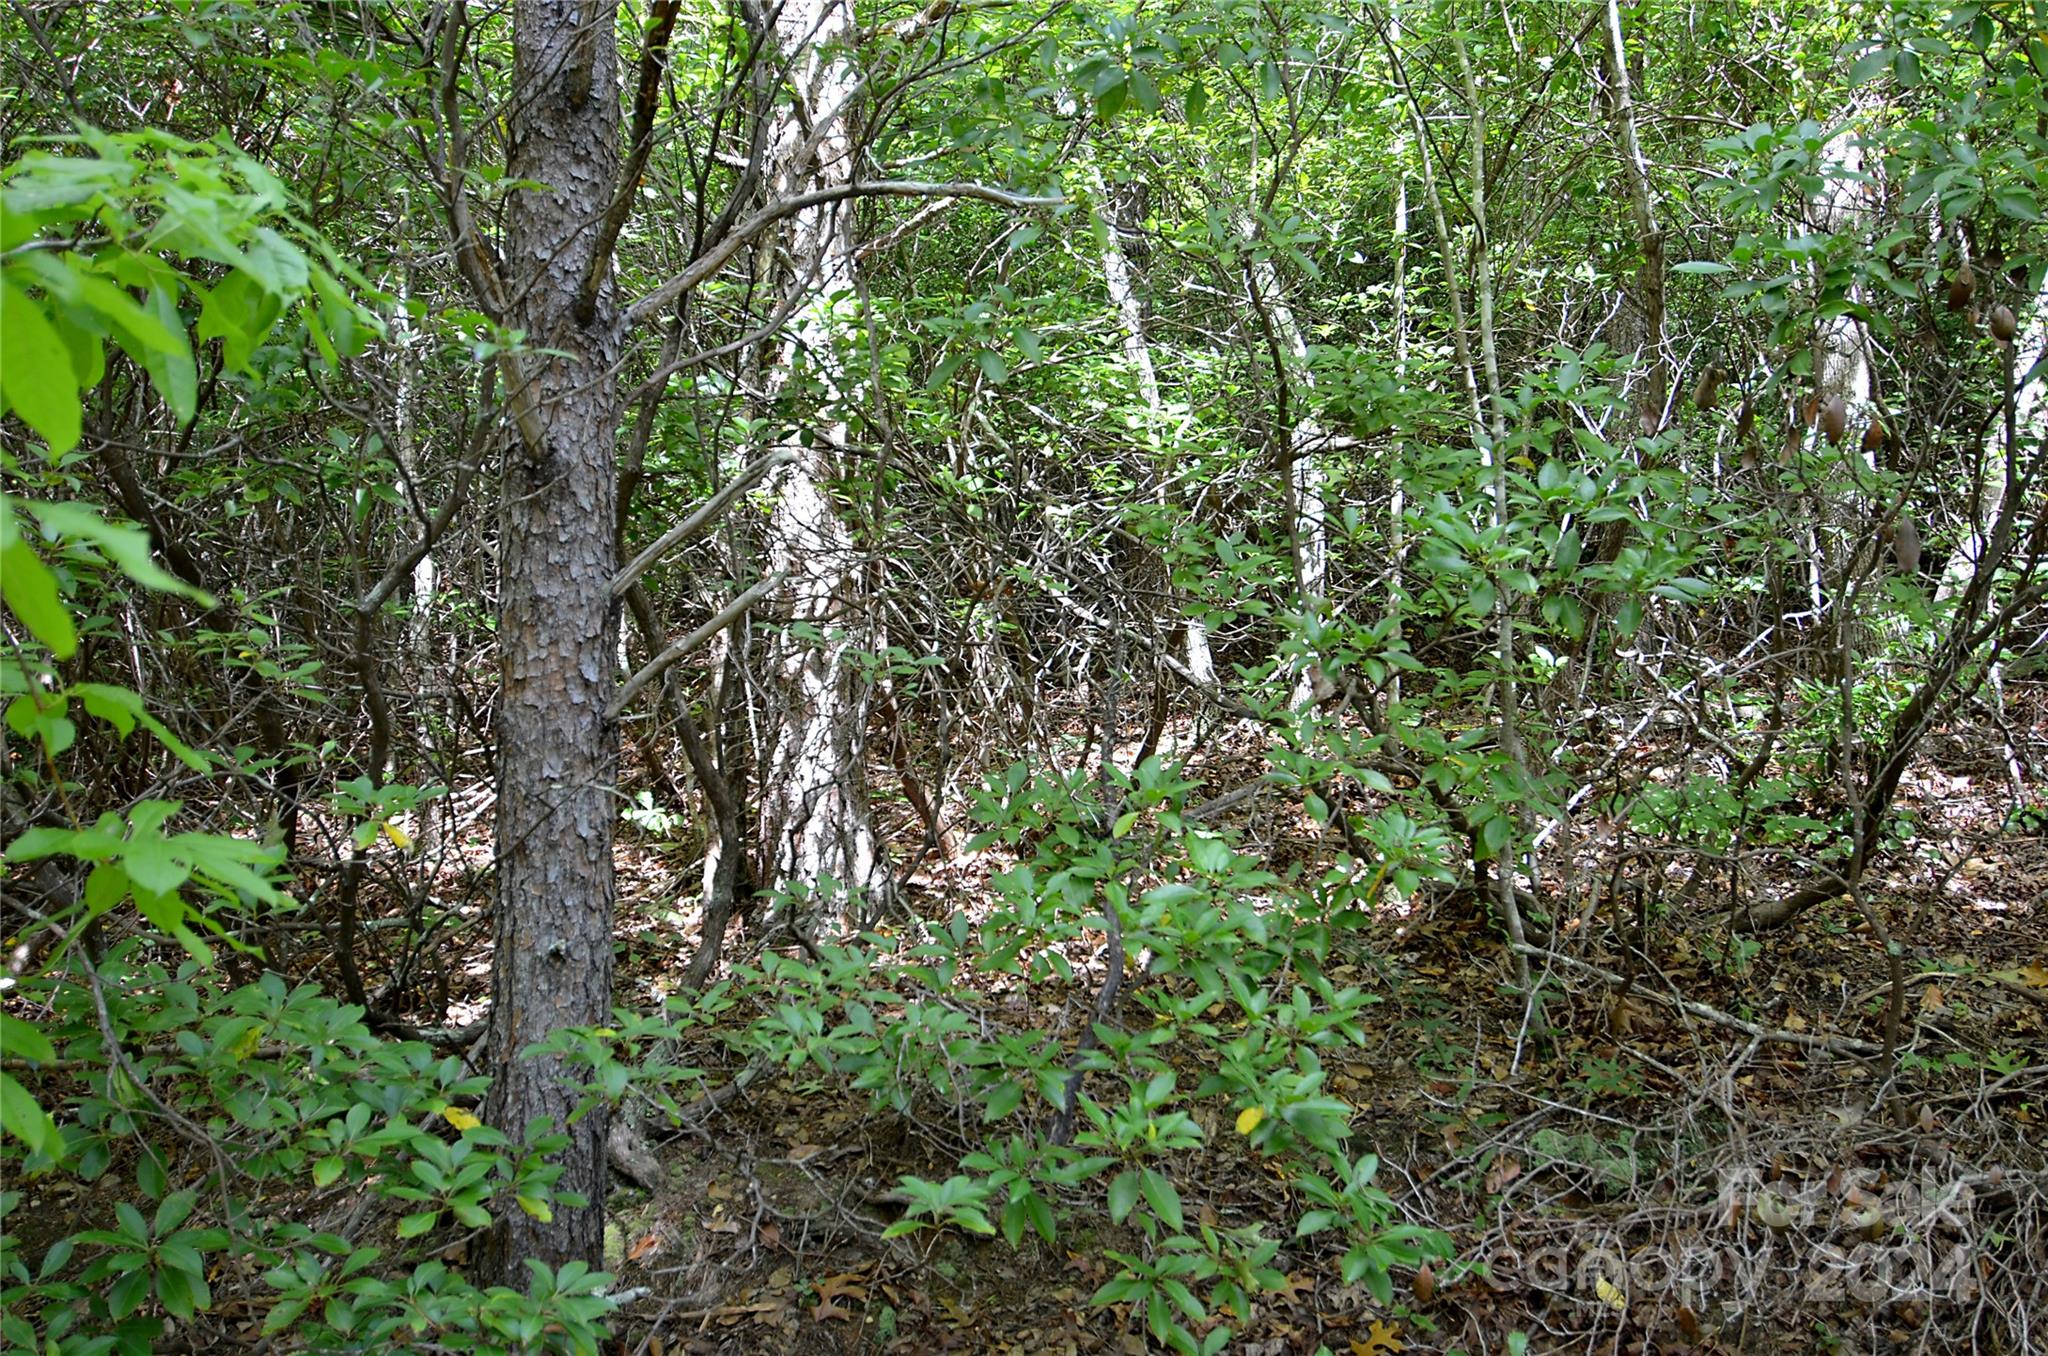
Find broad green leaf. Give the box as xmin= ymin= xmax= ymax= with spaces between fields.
xmin=0 ymin=539 xmax=75 ymax=658
xmin=1186 ymin=831 xmax=1233 ymax=874
xmin=25 ymin=500 xmax=207 ymax=601
xmin=0 ymin=275 xmax=81 ymax=454
xmin=0 ymin=1013 xmax=53 ymax=1065
xmin=0 ymin=1072 xmax=59 ymax=1156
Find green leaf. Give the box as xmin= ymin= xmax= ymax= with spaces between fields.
xmin=76 ymin=682 xmax=142 ymax=736
xmin=0 ymin=1072 xmax=60 ymax=1155
xmin=1993 ymin=187 xmax=2041 ymax=222
xmin=982 ymin=1079 xmax=1024 ymax=1122
xmin=23 ymin=500 xmax=207 ymax=601
xmin=1847 ymin=48 xmax=1895 ymax=86
xmin=1131 ymin=70 xmax=1161 ymax=114
xmin=0 ymin=275 xmax=81 ymax=453
xmin=0 ymin=1013 xmax=54 ymax=1064
xmin=1108 ymin=1168 xmax=1140 ymax=1223
xmin=140 ymin=282 xmax=198 ymax=422
xmin=0 ymin=539 xmax=75 ymax=658
xmin=1185 ymin=832 xmax=1233 ymax=874
xmin=121 ymin=821 xmax=192 ymax=896
xmin=1139 ymin=1167 xmax=1184 ymax=1231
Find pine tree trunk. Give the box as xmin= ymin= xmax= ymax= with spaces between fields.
xmin=482 ymin=0 xmax=624 ymax=1285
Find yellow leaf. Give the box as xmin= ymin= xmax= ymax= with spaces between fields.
xmin=1235 ymin=1106 xmax=1265 ymax=1135
xmin=1595 ymin=1275 xmax=1627 ymax=1311
xmin=230 ymin=1024 xmax=266 ymax=1061
xmin=381 ymin=820 xmax=412 ymax=850
xmin=517 ymin=1194 xmax=553 ymax=1222
xmin=1351 ymin=1317 xmax=1405 ymax=1354
xmin=443 ymin=1106 xmax=482 ymax=1132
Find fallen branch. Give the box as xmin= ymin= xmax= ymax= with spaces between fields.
xmin=1509 ymin=941 xmax=1884 ymax=1058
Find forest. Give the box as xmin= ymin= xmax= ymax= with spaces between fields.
xmin=0 ymin=0 xmax=2044 ymax=1352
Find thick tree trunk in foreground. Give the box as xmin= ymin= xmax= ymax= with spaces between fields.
xmin=753 ymin=0 xmax=889 ymax=922
xmin=482 ymin=0 xmax=623 ymax=1284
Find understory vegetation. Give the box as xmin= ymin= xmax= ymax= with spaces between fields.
xmin=2 ymin=1 xmax=2045 ymax=1353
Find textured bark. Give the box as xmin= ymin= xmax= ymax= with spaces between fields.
xmin=753 ymin=0 xmax=889 ymax=921
xmin=482 ymin=0 xmax=624 ymax=1285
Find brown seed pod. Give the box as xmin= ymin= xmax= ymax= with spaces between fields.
xmin=1740 ymin=441 xmax=1759 ymax=472
xmin=1802 ymin=394 xmax=1821 ymax=426
xmin=1991 ymin=304 xmax=2018 ymax=342
xmin=1892 ymin=513 xmax=1922 ymax=575
xmin=1947 ymin=260 xmax=1976 ymax=311
xmin=1861 ymin=420 xmax=1886 ymax=454
xmin=1820 ymin=395 xmax=1849 ymax=446
xmin=1736 ymin=397 xmax=1755 ymax=439
xmin=1692 ymin=362 xmax=1725 ymax=410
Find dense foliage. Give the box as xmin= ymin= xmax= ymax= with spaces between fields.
xmin=2 ymin=1 xmax=2043 ymax=1352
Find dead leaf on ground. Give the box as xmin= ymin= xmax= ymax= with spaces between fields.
xmin=1351 ymin=1318 xmax=1405 ymax=1354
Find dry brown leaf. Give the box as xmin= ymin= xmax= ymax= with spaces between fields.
xmin=815 ymin=1271 xmax=870 ymax=1304
xmin=1351 ymin=1318 xmax=1405 ymax=1354
xmin=1412 ymin=1262 xmax=1436 ymax=1306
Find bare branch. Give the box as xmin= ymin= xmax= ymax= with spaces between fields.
xmin=610 ymin=448 xmax=795 ymax=599
xmin=624 ymin=180 xmax=1064 ymax=326
xmin=607 ymin=573 xmax=786 ymax=719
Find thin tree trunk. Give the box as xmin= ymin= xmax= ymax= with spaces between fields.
xmin=1939 ymin=273 xmax=2046 ymax=599
xmin=1602 ymin=0 xmax=1668 ymax=427
xmin=1452 ymin=27 xmax=1534 ymax=996
xmin=753 ymin=0 xmax=889 ymax=922
xmin=1234 ymin=208 xmax=1328 ymax=635
xmin=481 ymin=0 xmax=624 ymax=1284
xmin=1091 ymin=157 xmax=1217 ymax=684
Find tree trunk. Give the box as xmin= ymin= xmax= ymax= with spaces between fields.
xmin=1233 ymin=209 xmax=1328 ymax=630
xmin=482 ymin=0 xmax=623 ymax=1285
xmin=753 ymin=0 xmax=889 ymax=923
xmin=1091 ymin=157 xmax=1215 ymax=683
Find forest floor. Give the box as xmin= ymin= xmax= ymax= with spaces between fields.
xmin=391 ymin=688 xmax=2048 ymax=1356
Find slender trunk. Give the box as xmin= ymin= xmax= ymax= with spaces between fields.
xmin=1234 ymin=209 xmax=1328 ymax=626
xmin=1090 ymin=155 xmax=1216 ymax=683
xmin=482 ymin=0 xmax=624 ymax=1284
xmin=1389 ymin=121 xmax=1410 ymax=708
xmin=1453 ymin=28 xmax=1534 ymax=996
xmin=1603 ymin=0 xmax=1668 ymax=427
xmin=754 ymin=0 xmax=888 ymax=922
xmin=1387 ymin=43 xmax=1483 ymax=434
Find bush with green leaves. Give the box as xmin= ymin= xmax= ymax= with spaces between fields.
xmin=0 ymin=128 xmax=618 ymax=1355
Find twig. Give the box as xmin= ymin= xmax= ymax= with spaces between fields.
xmin=1507 ymin=941 xmax=1884 ymax=1057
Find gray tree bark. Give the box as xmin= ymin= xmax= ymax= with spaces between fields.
xmin=751 ymin=0 xmax=889 ymax=922
xmin=481 ymin=0 xmax=624 ymax=1284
